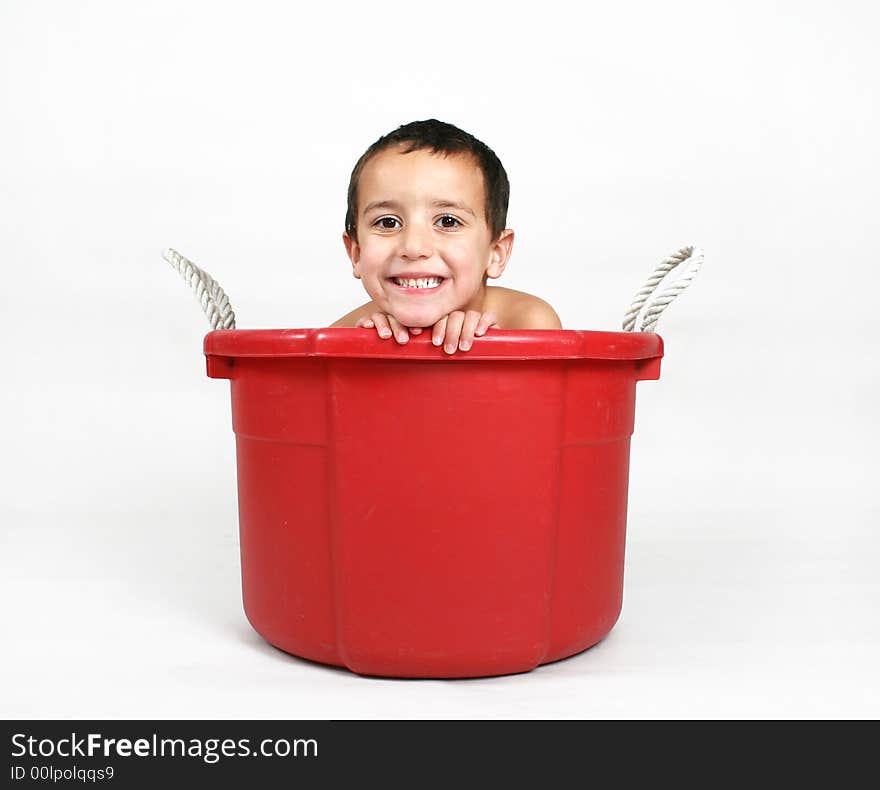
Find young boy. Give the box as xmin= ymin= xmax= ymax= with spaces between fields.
xmin=330 ymin=119 xmax=562 ymax=354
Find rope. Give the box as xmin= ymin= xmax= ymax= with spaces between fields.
xmin=622 ymin=245 xmax=703 ymax=333
xmin=163 ymin=248 xmax=236 ymax=330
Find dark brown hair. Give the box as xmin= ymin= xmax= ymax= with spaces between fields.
xmin=344 ymin=119 xmax=510 ymax=244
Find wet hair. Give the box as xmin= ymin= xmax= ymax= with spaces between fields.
xmin=344 ymin=119 xmax=510 ymax=245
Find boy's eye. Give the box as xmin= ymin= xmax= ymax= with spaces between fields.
xmin=372 ymin=215 xmax=462 ymax=230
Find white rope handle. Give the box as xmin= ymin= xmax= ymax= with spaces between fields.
xmin=622 ymin=245 xmax=703 ymax=333
xmin=163 ymin=248 xmax=237 ymax=330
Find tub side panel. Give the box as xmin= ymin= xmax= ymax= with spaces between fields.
xmin=548 ymin=438 xmax=632 ymax=661
xmin=232 ymin=359 xmax=340 ymax=666
xmin=547 ymin=361 xmax=637 ymax=660
xmin=328 ymin=359 xmax=565 ymax=678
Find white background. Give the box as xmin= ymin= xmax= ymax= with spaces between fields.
xmin=2 ymin=0 xmax=878 ymax=719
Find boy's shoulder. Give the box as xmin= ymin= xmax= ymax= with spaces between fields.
xmin=329 ymin=302 xmax=373 ymax=328
xmin=485 ymin=286 xmax=562 ymax=329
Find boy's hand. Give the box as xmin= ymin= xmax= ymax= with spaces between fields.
xmin=431 ymin=310 xmax=498 ymax=353
xmin=356 ymin=312 xmax=422 ymax=344
xmin=356 ymin=310 xmax=498 ymax=353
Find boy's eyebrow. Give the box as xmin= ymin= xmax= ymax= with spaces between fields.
xmin=363 ymin=199 xmax=476 ymax=217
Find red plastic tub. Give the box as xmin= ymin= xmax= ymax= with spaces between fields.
xmin=205 ymin=328 xmax=663 ymax=678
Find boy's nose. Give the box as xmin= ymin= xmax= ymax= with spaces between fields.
xmin=399 ymin=224 xmax=433 ymax=259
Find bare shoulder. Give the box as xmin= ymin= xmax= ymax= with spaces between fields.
xmin=328 ymin=301 xmax=376 ymax=328
xmin=486 ymin=286 xmax=563 ymax=330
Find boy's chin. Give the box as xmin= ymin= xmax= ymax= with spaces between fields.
xmin=388 ymin=307 xmax=444 ymax=329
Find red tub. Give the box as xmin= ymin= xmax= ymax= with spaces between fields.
xmin=205 ymin=328 xmax=663 ymax=678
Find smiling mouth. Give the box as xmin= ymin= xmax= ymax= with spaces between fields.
xmin=388 ymin=276 xmax=446 ymax=291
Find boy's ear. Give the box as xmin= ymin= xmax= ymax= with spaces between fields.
xmin=342 ymin=231 xmax=362 ymax=279
xmin=485 ymin=229 xmax=514 ymax=280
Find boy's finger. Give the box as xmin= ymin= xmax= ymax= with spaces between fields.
xmin=409 ymin=327 xmax=422 ymax=334
xmin=459 ymin=310 xmax=481 ymax=351
xmin=474 ymin=311 xmax=498 ymax=336
xmin=356 ymin=317 xmax=374 ymax=328
xmin=372 ymin=312 xmax=392 ymax=339
xmin=432 ymin=315 xmax=448 ymax=347
xmin=387 ymin=314 xmax=409 ymax=344
xmin=444 ymin=311 xmax=465 ymax=354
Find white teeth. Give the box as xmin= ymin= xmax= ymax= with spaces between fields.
xmin=394 ymin=277 xmax=442 ymax=289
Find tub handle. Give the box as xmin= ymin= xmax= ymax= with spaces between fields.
xmin=622 ymin=246 xmax=703 ymax=333
xmin=163 ymin=248 xmax=237 ymax=330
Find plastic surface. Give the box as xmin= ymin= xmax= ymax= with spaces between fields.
xmin=206 ymin=328 xmax=663 ymax=678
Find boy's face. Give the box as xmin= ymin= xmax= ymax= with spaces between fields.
xmin=343 ymin=145 xmax=513 ymax=328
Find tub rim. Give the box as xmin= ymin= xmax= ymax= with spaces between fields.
xmin=203 ymin=328 xmax=664 ymax=363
